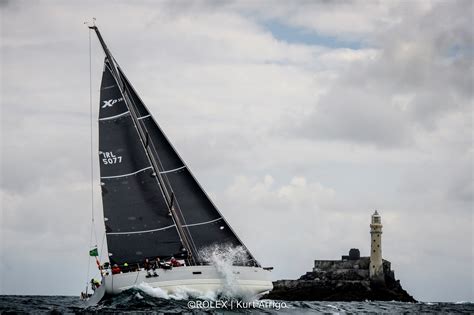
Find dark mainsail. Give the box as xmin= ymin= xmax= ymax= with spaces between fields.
xmin=99 ymin=61 xmax=183 ymax=265
xmin=92 ymin=25 xmax=259 ymax=267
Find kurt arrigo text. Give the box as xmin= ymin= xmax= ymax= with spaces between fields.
xmin=187 ymin=299 xmax=289 ymax=310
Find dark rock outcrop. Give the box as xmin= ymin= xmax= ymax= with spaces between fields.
xmin=262 ymin=256 xmax=416 ymax=302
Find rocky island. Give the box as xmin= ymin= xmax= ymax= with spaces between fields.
xmin=263 ymin=211 xmax=416 ymax=302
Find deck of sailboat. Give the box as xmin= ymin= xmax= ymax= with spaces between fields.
xmin=101 ymin=265 xmax=272 ymax=295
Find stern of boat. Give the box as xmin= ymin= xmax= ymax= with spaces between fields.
xmin=81 ymin=277 xmax=106 ymax=306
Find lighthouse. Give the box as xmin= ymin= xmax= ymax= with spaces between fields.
xmin=370 ymin=210 xmax=384 ymax=282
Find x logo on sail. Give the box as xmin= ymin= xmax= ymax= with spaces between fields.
xmin=102 ymin=98 xmax=123 ymax=108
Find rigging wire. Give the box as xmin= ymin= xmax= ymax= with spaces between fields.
xmin=90 ymin=26 xmax=98 ymax=247
xmin=85 ymin=26 xmax=99 ymax=293
xmin=85 ymin=28 xmax=93 ymax=292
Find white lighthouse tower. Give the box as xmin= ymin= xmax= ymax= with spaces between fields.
xmin=370 ymin=210 xmax=384 ymax=282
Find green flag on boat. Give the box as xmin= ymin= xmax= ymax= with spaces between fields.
xmin=89 ymin=247 xmax=98 ymax=257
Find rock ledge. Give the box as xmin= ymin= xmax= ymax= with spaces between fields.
xmin=263 ymin=255 xmax=416 ymax=302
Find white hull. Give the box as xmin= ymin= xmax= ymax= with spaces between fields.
xmin=104 ymin=265 xmax=272 ymax=296
xmin=85 ymin=265 xmax=272 ymax=304
xmin=85 ymin=266 xmax=273 ymax=306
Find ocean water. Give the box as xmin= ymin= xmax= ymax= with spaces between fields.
xmin=1 ymin=293 xmax=473 ymax=314
xmin=3 ymin=248 xmax=471 ymax=313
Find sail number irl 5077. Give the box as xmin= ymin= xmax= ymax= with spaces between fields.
xmin=101 ymin=151 xmax=122 ymax=165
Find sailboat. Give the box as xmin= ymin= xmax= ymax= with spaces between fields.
xmin=82 ymin=25 xmax=273 ymax=304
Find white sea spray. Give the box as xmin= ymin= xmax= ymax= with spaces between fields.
xmin=135 ymin=292 xmax=143 ymax=299
xmin=136 ymin=283 xmax=169 ymax=299
xmin=198 ymin=244 xmax=252 ymax=299
xmin=134 ymin=244 xmax=252 ymax=301
xmin=135 ymin=283 xmax=216 ymax=301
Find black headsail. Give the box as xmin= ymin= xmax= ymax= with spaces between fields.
xmin=118 ymin=66 xmax=260 ymax=266
xmin=91 ymin=26 xmax=259 ymax=267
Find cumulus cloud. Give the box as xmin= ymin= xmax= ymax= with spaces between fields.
xmin=290 ymin=0 xmax=473 ymax=147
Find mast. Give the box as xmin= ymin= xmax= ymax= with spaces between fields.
xmin=89 ymin=25 xmax=198 ymax=265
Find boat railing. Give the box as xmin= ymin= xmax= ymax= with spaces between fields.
xmin=101 ymin=259 xmax=260 ymax=274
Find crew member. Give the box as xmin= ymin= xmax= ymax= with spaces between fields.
xmin=155 ymin=257 xmax=162 ymax=269
xmin=144 ymin=258 xmax=152 ymax=277
xmin=112 ymin=264 xmax=121 ymax=274
xmin=170 ymin=257 xmax=182 ymax=267
xmin=90 ymin=278 xmax=100 ymax=291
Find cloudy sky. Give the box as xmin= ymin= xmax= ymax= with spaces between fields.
xmin=1 ymin=0 xmax=472 ymax=302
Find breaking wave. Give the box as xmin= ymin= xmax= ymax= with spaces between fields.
xmin=135 ymin=283 xmax=217 ymax=301
xmin=117 ymin=244 xmax=253 ymax=302
xmin=198 ymin=244 xmax=250 ymax=298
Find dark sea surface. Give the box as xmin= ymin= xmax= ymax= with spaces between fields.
xmin=1 ymin=293 xmax=473 ymax=314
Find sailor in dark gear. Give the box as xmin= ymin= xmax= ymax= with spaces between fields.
xmin=151 ymin=259 xmax=158 ymax=277
xmin=144 ymin=258 xmax=152 ymax=277
xmin=155 ymin=257 xmax=162 ymax=269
